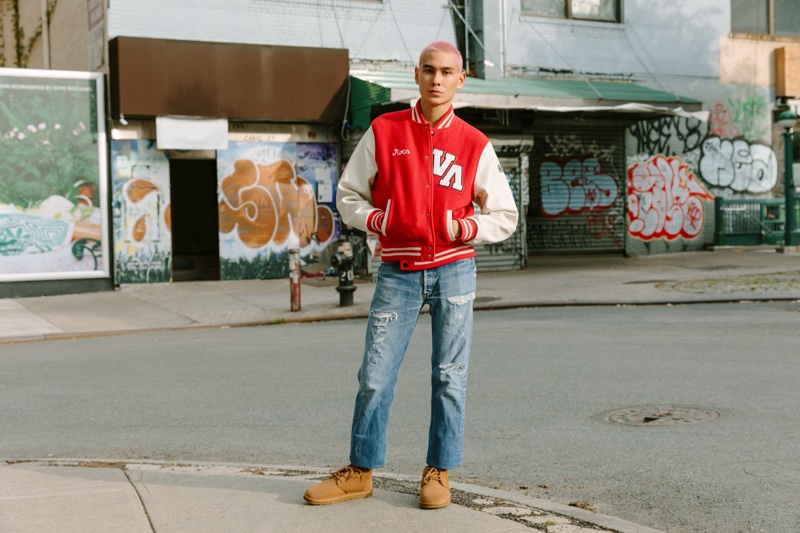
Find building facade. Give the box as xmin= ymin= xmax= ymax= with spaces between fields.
xmin=2 ymin=0 xmax=799 ymax=296
xmin=103 ymin=0 xmax=800 ymax=258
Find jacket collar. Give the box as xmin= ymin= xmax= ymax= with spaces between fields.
xmin=410 ymin=99 xmax=456 ymax=130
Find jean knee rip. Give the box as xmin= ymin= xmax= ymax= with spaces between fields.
xmin=369 ymin=311 xmax=397 ymax=344
xmin=446 ymin=292 xmax=475 ymax=306
xmin=439 ymin=363 xmax=467 ymax=375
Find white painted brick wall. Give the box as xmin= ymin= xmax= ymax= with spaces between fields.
xmin=107 ymin=0 xmax=729 ymax=81
xmin=108 ymin=0 xmax=457 ymax=65
xmin=106 ymin=0 xmax=744 ymax=105
xmin=505 ymin=0 xmax=728 ymax=82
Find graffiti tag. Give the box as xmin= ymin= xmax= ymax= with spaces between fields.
xmin=628 ymin=117 xmax=707 ymax=157
xmin=627 ymin=155 xmax=713 ymax=241
xmin=539 ymin=157 xmax=618 ymax=217
xmin=697 ymin=136 xmax=777 ymax=193
xmin=543 ymin=134 xmax=617 ymax=163
xmin=728 ymin=95 xmax=768 ymax=140
xmin=218 ymin=158 xmax=335 ymax=250
xmin=709 ymin=102 xmax=741 ymax=138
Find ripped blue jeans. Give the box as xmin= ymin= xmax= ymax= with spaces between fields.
xmin=350 ymin=258 xmax=476 ymax=470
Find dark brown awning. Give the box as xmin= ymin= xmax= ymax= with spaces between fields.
xmin=109 ymin=37 xmax=349 ymax=123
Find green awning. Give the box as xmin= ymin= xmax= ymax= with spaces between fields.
xmin=349 ymin=70 xmax=703 ymax=129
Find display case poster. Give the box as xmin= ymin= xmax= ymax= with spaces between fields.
xmin=217 ymin=141 xmax=339 ymax=280
xmin=0 ymin=69 xmax=109 ymax=281
xmin=110 ymin=139 xmax=172 ymax=284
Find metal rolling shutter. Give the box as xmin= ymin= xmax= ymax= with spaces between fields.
xmin=528 ymin=119 xmax=627 ymax=253
xmin=474 ymin=148 xmax=528 ymax=271
xmin=341 ymin=128 xmax=366 ymax=161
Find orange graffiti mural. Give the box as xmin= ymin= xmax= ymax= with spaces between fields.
xmin=219 ymin=158 xmax=334 ymax=249
xmin=122 ymin=178 xmax=169 ymax=243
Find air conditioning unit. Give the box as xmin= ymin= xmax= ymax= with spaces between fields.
xmin=776 ymin=47 xmax=800 ymax=98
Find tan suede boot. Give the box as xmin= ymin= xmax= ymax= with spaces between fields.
xmin=303 ymin=465 xmax=373 ymax=505
xmin=419 ymin=466 xmax=450 ymax=509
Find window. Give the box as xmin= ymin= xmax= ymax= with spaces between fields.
xmin=732 ymin=0 xmax=800 ymax=38
xmin=521 ymin=0 xmax=620 ymax=22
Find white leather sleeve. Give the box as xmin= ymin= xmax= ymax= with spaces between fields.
xmin=336 ymin=127 xmax=380 ymax=232
xmin=467 ymin=142 xmax=520 ymax=245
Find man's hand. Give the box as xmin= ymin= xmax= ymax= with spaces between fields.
xmin=451 ymin=220 xmax=462 ymax=240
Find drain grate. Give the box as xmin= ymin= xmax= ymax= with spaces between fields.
xmin=592 ymin=405 xmax=729 ymax=427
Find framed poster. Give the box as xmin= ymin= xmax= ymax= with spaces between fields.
xmin=0 ymin=69 xmax=109 ymax=282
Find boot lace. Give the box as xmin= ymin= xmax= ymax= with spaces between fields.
xmin=422 ymin=467 xmax=444 ymax=486
xmin=330 ymin=465 xmax=363 ymax=486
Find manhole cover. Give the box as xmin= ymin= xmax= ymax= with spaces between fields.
xmin=592 ymin=405 xmax=729 ymax=427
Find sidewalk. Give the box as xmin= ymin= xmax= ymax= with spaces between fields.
xmin=2 ymin=247 xmax=800 ymax=533
xmin=0 ymin=460 xmax=665 ymax=533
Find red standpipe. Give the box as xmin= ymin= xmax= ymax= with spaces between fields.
xmin=289 ymin=249 xmax=301 ymax=312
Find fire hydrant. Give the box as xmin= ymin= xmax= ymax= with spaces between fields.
xmin=331 ymin=242 xmax=356 ymax=307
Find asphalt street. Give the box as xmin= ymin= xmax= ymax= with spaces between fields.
xmin=2 ymin=302 xmax=799 ymax=532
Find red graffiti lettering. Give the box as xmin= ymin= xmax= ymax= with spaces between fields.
xmin=627 ymin=155 xmax=713 ymax=241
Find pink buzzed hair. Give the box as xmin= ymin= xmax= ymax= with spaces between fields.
xmin=419 ymin=41 xmax=463 ymax=73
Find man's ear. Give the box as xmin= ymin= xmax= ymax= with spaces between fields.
xmin=414 ymin=67 xmax=420 ymax=85
xmin=457 ymin=71 xmax=466 ymax=89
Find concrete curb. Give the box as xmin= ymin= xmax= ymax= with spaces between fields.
xmin=368 ymin=470 xmax=667 ymax=533
xmin=3 ymin=295 xmax=799 ymax=346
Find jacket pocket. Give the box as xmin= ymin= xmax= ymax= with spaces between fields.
xmin=446 ymin=209 xmax=456 ymax=242
xmin=380 ymin=199 xmax=392 ymax=236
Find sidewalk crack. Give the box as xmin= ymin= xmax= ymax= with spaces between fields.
xmin=123 ymin=468 xmax=157 ymax=533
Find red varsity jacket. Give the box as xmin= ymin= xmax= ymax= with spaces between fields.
xmin=337 ymin=100 xmax=518 ymax=270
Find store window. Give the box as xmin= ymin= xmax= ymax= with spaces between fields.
xmin=731 ymin=0 xmax=800 ymax=38
xmin=521 ymin=0 xmax=620 ymax=22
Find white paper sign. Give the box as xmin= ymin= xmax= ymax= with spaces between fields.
xmin=156 ymin=116 xmax=229 ymax=150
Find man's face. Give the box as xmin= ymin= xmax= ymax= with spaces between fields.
xmin=414 ymin=50 xmax=466 ymax=108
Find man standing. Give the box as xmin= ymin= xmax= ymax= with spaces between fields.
xmin=304 ymin=41 xmax=518 ymax=509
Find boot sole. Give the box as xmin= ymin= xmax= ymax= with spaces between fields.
xmin=303 ymin=490 xmax=373 ymax=505
xmin=419 ymin=499 xmax=451 ymax=509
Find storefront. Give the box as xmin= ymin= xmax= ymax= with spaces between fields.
xmin=348 ymin=71 xmax=703 ymax=261
xmin=527 ymin=117 xmax=628 ymax=253
xmin=108 ymin=37 xmax=349 ymax=284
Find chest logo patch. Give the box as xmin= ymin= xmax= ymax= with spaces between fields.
xmin=432 ymin=149 xmax=463 ymax=192
xmin=392 ymin=148 xmax=411 ymax=156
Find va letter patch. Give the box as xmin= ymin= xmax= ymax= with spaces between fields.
xmin=432 ymin=149 xmax=463 ymax=191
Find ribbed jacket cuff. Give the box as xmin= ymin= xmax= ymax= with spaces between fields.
xmin=367 ymin=210 xmax=386 ymax=235
xmin=458 ymin=219 xmax=478 ymax=242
